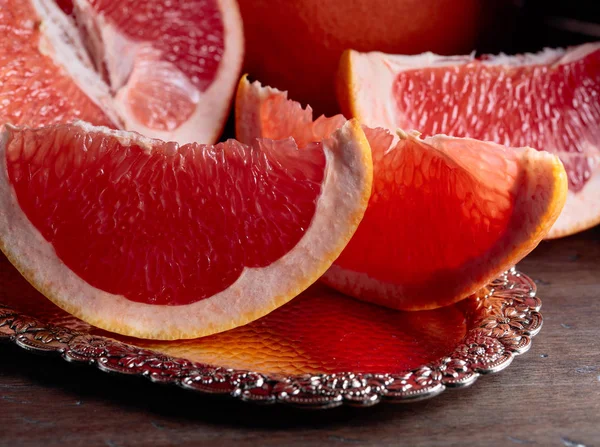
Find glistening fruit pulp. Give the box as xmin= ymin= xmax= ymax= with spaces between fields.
xmin=77 ymin=0 xmax=225 ymax=130
xmin=6 ymin=125 xmax=325 ymax=305
xmin=0 ymin=120 xmax=371 ymax=339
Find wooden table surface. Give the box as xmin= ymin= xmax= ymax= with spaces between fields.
xmin=0 ymin=226 xmax=599 ymax=447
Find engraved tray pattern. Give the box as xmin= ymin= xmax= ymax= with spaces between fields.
xmin=0 ymin=268 xmax=542 ymax=409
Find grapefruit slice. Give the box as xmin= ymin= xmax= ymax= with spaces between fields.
xmin=0 ymin=120 xmax=372 ymax=339
xmin=0 ymin=0 xmax=243 ymax=143
xmin=337 ymin=43 xmax=600 ymax=238
xmin=236 ymin=77 xmax=568 ymax=310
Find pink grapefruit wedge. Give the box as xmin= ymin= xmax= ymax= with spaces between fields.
xmin=0 ymin=120 xmax=372 ymax=339
xmin=337 ymin=43 xmax=600 ymax=238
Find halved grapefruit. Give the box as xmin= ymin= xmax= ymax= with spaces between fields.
xmin=0 ymin=0 xmax=243 ymax=143
xmin=337 ymin=43 xmax=600 ymax=238
xmin=0 ymin=120 xmax=372 ymax=339
xmin=236 ymin=77 xmax=568 ymax=310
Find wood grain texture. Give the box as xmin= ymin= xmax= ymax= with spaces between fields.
xmin=0 ymin=226 xmax=599 ymax=447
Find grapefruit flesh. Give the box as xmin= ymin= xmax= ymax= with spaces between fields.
xmin=338 ymin=43 xmax=600 ymax=238
xmin=0 ymin=255 xmax=468 ymax=376
xmin=0 ymin=0 xmax=243 ymax=144
xmin=236 ymin=77 xmax=568 ymax=310
xmin=0 ymin=120 xmax=372 ymax=339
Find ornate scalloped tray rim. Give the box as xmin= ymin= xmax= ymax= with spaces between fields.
xmin=0 ymin=268 xmax=542 ymax=409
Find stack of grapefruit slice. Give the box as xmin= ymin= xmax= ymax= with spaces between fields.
xmin=236 ymin=77 xmax=567 ymax=310
xmin=0 ymin=75 xmax=569 ymax=339
xmin=0 ymin=1 xmax=579 ymax=341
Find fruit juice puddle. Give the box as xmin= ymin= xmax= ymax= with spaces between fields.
xmin=0 ymin=253 xmax=467 ymax=376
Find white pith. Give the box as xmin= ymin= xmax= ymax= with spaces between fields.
xmin=30 ymin=0 xmax=244 ymax=144
xmin=0 ymin=121 xmax=371 ymax=340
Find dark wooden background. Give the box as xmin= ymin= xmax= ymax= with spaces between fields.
xmin=0 ymin=225 xmax=598 ymax=447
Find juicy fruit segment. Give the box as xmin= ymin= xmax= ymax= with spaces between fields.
xmin=338 ymin=43 xmax=600 ymax=238
xmin=236 ymin=77 xmax=568 ymax=310
xmin=236 ymin=75 xmax=346 ymax=147
xmin=0 ymin=120 xmax=372 ymax=338
xmin=0 ymin=0 xmax=115 ymax=128
xmin=7 ymin=126 xmax=325 ymax=305
xmin=84 ymin=0 xmax=225 ymax=95
xmin=392 ymin=47 xmax=600 ymax=191
xmin=0 ymin=0 xmax=243 ymax=144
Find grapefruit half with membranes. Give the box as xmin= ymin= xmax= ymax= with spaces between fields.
xmin=236 ymin=77 xmax=568 ymax=310
xmin=337 ymin=43 xmax=600 ymax=238
xmin=0 ymin=0 xmax=243 ymax=143
xmin=0 ymin=120 xmax=372 ymax=339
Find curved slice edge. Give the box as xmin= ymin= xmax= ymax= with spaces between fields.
xmin=235 ymin=74 xmax=347 ymax=147
xmin=235 ymin=74 xmax=285 ymax=142
xmin=324 ymin=131 xmax=568 ymax=311
xmin=0 ymin=120 xmax=372 ymax=340
xmin=423 ymin=133 xmax=569 ymax=265
xmin=337 ymin=49 xmax=481 ymax=131
xmin=236 ymin=75 xmax=574 ymax=309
